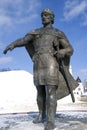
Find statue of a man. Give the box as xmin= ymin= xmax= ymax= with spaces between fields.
xmin=3 ymin=9 xmax=78 ymax=130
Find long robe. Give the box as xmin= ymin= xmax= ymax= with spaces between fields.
xmin=25 ymin=27 xmax=78 ymax=100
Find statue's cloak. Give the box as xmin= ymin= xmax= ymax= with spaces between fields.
xmin=25 ymin=28 xmax=78 ymax=100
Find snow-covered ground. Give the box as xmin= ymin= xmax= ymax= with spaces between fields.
xmin=0 ymin=70 xmax=87 ymax=130
xmin=0 ymin=70 xmax=37 ymax=113
xmin=0 ymin=112 xmax=87 ymax=130
xmin=0 ymin=70 xmax=87 ymax=114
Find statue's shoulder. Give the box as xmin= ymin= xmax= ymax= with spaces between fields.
xmin=27 ymin=28 xmax=43 ymax=35
xmin=26 ymin=27 xmax=67 ymax=39
xmin=52 ymin=28 xmax=67 ymax=39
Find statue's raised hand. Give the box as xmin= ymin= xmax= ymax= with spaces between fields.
xmin=3 ymin=44 xmax=14 ymax=54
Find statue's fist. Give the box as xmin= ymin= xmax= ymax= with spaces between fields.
xmin=3 ymin=48 xmax=8 ymax=54
xmin=57 ymin=50 xmax=65 ymax=59
xmin=59 ymin=50 xmax=65 ymax=56
xmin=3 ymin=44 xmax=14 ymax=54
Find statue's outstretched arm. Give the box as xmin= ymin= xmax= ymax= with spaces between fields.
xmin=3 ymin=34 xmax=33 ymax=54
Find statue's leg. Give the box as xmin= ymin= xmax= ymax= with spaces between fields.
xmin=33 ymin=85 xmax=46 ymax=123
xmin=45 ymin=85 xmax=57 ymax=130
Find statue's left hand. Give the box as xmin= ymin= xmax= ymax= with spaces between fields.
xmin=58 ymin=50 xmax=65 ymax=58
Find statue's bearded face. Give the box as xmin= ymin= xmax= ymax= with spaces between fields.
xmin=41 ymin=12 xmax=53 ymax=25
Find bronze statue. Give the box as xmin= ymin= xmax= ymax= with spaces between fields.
xmin=3 ymin=9 xmax=78 ymax=130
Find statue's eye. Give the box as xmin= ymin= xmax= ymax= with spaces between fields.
xmin=42 ymin=13 xmax=49 ymax=17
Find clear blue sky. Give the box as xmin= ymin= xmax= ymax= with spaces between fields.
xmin=0 ymin=0 xmax=87 ymax=82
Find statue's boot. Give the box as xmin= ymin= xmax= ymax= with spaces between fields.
xmin=45 ymin=121 xmax=55 ymax=130
xmin=45 ymin=85 xmax=57 ymax=130
xmin=33 ymin=110 xmax=46 ymax=123
xmin=33 ymin=85 xmax=46 ymax=124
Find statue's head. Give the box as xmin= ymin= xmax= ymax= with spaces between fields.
xmin=41 ymin=8 xmax=55 ymax=25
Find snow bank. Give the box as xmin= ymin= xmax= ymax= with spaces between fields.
xmin=0 ymin=70 xmax=37 ymax=113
